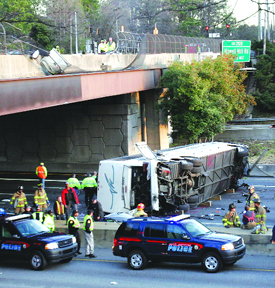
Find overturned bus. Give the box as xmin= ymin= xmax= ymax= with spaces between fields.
xmin=97 ymin=142 xmax=248 ymax=215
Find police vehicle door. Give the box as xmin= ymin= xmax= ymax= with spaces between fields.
xmin=143 ymin=223 xmax=168 ymax=259
xmin=0 ymin=223 xmax=28 ymax=258
xmin=166 ymin=224 xmax=201 ymax=261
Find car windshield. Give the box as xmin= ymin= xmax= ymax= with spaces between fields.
xmin=14 ymin=220 xmax=50 ymax=237
xmin=180 ymin=219 xmax=211 ymax=238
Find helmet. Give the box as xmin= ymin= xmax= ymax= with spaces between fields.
xmin=0 ymin=208 xmax=7 ymax=217
xmin=87 ymin=173 xmax=91 ymax=177
xmin=38 ymin=183 xmax=43 ymax=188
xmin=17 ymin=185 xmax=23 ymax=190
xmin=56 ymin=46 xmax=59 ymax=48
xmin=48 ymin=209 xmax=53 ymax=214
xmin=229 ymin=203 xmax=236 ymax=210
xmin=72 ymin=173 xmax=76 ymax=177
xmin=137 ymin=203 xmax=145 ymax=210
xmin=253 ymin=198 xmax=261 ymax=204
xmin=249 ymin=185 xmax=255 ymax=192
xmin=40 ymin=162 xmax=44 ymax=166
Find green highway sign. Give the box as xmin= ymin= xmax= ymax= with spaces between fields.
xmin=222 ymin=40 xmax=251 ymax=62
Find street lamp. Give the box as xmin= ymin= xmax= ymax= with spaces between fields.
xmin=68 ymin=12 xmax=78 ymax=54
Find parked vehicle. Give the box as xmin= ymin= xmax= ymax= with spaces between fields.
xmin=0 ymin=213 xmax=78 ymax=270
xmin=98 ymin=142 xmax=248 ymax=215
xmin=112 ymin=214 xmax=246 ymax=272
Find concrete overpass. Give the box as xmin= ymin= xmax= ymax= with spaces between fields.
xmin=0 ymin=52 xmax=218 ymax=174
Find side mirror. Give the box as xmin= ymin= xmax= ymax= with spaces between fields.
xmin=182 ymin=234 xmax=190 ymax=240
xmin=12 ymin=234 xmax=20 ymax=238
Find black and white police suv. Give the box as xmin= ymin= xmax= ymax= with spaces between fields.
xmin=112 ymin=214 xmax=246 ymax=273
xmin=0 ymin=210 xmax=78 ymax=270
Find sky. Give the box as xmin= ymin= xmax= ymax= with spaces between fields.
xmin=228 ymin=0 xmax=261 ymax=26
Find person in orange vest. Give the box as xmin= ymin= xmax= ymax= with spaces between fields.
xmin=53 ymin=195 xmax=65 ymax=220
xmin=36 ymin=162 xmax=48 ymax=189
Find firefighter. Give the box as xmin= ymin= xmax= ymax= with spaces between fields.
xmin=67 ymin=209 xmax=82 ymax=254
xmin=32 ymin=206 xmax=44 ymax=223
xmin=53 ymin=195 xmax=65 ymax=220
xmin=35 ymin=162 xmax=48 ymax=189
xmin=241 ymin=205 xmax=256 ymax=230
xmin=67 ymin=173 xmax=82 ymax=196
xmin=82 ymin=173 xmax=98 ymax=207
xmin=222 ymin=203 xmax=241 ymax=228
xmin=44 ymin=210 xmax=55 ymax=232
xmin=34 ymin=183 xmax=50 ymax=213
xmin=246 ymin=185 xmax=260 ymax=211
xmin=134 ymin=203 xmax=148 ymax=217
xmin=252 ymin=199 xmax=267 ymax=234
xmin=10 ymin=186 xmax=28 ymax=215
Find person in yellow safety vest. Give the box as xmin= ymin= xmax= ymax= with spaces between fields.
xmin=32 ymin=206 xmax=45 ymax=223
xmin=34 ymin=183 xmax=50 ymax=213
xmin=83 ymin=209 xmax=96 ymax=258
xmin=98 ymin=39 xmax=107 ymax=54
xmin=246 ymin=185 xmax=260 ymax=211
xmin=53 ymin=195 xmax=65 ymax=220
xmin=82 ymin=173 xmax=98 ymax=207
xmin=222 ymin=203 xmax=241 ymax=228
xmin=107 ymin=37 xmax=116 ymax=52
xmin=44 ymin=210 xmax=55 ymax=232
xmin=67 ymin=173 xmax=82 ymax=196
xmin=10 ymin=186 xmax=28 ymax=215
xmin=36 ymin=162 xmax=48 ymax=189
xmin=67 ymin=209 xmax=82 ymax=254
xmin=134 ymin=203 xmax=148 ymax=217
xmin=252 ymin=199 xmax=267 ymax=234
xmin=56 ymin=46 xmax=61 ymax=53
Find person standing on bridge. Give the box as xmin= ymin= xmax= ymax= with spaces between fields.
xmin=36 ymin=162 xmax=48 ymax=189
xmin=82 ymin=173 xmax=97 ymax=208
xmin=34 ymin=183 xmax=50 ymax=213
xmin=10 ymin=186 xmax=28 ymax=215
xmin=106 ymin=37 xmax=116 ymax=52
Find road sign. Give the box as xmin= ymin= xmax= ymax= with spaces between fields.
xmin=209 ymin=33 xmax=220 ymax=38
xmin=222 ymin=40 xmax=251 ymax=62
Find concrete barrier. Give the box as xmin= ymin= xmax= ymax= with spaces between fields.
xmin=55 ymin=221 xmax=274 ymax=254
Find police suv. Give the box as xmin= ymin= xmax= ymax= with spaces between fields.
xmin=113 ymin=214 xmax=246 ymax=273
xmin=0 ymin=210 xmax=78 ymax=270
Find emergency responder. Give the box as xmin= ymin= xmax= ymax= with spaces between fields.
xmin=134 ymin=203 xmax=148 ymax=217
xmin=67 ymin=173 xmax=82 ymax=196
xmin=92 ymin=171 xmax=98 ymax=183
xmin=246 ymin=185 xmax=260 ymax=211
xmin=44 ymin=210 xmax=55 ymax=232
xmin=53 ymin=195 xmax=65 ymax=220
xmin=62 ymin=182 xmax=79 ymax=221
xmin=32 ymin=206 xmax=44 ymax=223
xmin=106 ymin=37 xmax=116 ymax=52
xmin=36 ymin=162 xmax=47 ymax=188
xmin=222 ymin=203 xmax=241 ymax=228
xmin=82 ymin=173 xmax=97 ymax=207
xmin=34 ymin=183 xmax=50 ymax=213
xmin=89 ymin=197 xmax=104 ymax=221
xmin=23 ymin=205 xmax=33 ymax=216
xmin=83 ymin=209 xmax=96 ymax=258
xmin=10 ymin=186 xmax=28 ymax=215
xmin=252 ymin=199 xmax=267 ymax=234
xmin=67 ymin=209 xmax=82 ymax=254
xmin=241 ymin=205 xmax=256 ymax=230
xmin=98 ymin=39 xmax=107 ymax=54
xmin=56 ymin=45 xmax=61 ymax=53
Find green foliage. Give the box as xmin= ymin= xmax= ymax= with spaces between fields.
xmin=253 ymin=40 xmax=275 ymax=111
xmin=158 ymin=55 xmax=255 ymax=143
xmin=29 ymin=23 xmax=56 ymax=50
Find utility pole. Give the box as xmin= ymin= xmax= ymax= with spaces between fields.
xmin=267 ymin=0 xmax=270 ymax=40
xmin=258 ymin=0 xmax=262 ymax=40
xmin=75 ymin=12 xmax=78 ymax=54
xmin=263 ymin=5 xmax=267 ymax=54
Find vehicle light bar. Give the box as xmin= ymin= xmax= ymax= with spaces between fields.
xmin=167 ymin=214 xmax=190 ymax=222
xmin=5 ymin=214 xmax=31 ymax=221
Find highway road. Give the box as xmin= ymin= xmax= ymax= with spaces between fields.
xmin=0 ymin=250 xmax=275 ymax=288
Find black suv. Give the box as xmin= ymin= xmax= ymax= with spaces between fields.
xmin=113 ymin=214 xmax=246 ymax=273
xmin=0 ymin=214 xmax=78 ymax=270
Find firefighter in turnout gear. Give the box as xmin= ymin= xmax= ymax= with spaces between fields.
xmin=10 ymin=186 xmax=28 ymax=215
xmin=67 ymin=209 xmax=81 ymax=254
xmin=246 ymin=185 xmax=260 ymax=211
xmin=34 ymin=183 xmax=50 ymax=213
xmin=83 ymin=209 xmax=96 ymax=258
xmin=251 ymin=199 xmax=267 ymax=234
xmin=222 ymin=203 xmax=241 ymax=228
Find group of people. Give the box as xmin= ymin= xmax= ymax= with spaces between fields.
xmin=98 ymin=37 xmax=116 ymax=54
xmin=222 ymin=185 xmax=267 ymax=234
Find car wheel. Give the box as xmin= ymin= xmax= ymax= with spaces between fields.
xmin=191 ymin=166 xmax=202 ymax=173
xmin=202 ymin=252 xmax=223 ymax=273
xmin=187 ymin=195 xmax=199 ymax=203
xmin=183 ymin=157 xmax=203 ymax=167
xmin=60 ymin=257 xmax=73 ymax=263
xmin=30 ymin=251 xmax=47 ymax=271
xmin=128 ymin=250 xmax=147 ymax=270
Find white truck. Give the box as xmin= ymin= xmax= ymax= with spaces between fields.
xmin=97 ymin=142 xmax=248 ymax=215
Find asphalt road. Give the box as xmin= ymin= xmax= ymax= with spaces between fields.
xmin=0 ymin=250 xmax=275 ymax=288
